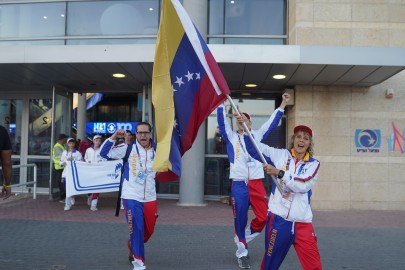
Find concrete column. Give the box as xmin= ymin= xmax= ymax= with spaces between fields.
xmin=177 ymin=0 xmax=209 ymax=206
xmin=183 ymin=0 xmax=208 ymax=38
xmin=178 ymin=124 xmax=207 ymax=206
xmin=77 ymin=93 xmax=86 ymax=140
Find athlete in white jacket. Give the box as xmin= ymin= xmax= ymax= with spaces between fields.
xmin=243 ymin=125 xmax=322 ymax=270
xmin=100 ymin=123 xmax=157 ymax=270
xmin=60 ymin=138 xmax=83 ymax=211
xmin=217 ymin=93 xmax=290 ymax=269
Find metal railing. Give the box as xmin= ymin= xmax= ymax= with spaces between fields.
xmin=0 ymin=164 xmax=37 ymax=199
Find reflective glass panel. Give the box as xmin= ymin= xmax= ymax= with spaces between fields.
xmin=208 ymin=0 xmax=286 ymax=44
xmin=67 ymin=1 xmax=159 ymax=36
xmin=27 ymin=158 xmax=50 ymax=188
xmin=28 ymin=99 xmax=53 ymax=156
xmin=0 ymin=2 xmax=66 ymax=38
xmin=0 ymin=99 xmax=23 ymax=155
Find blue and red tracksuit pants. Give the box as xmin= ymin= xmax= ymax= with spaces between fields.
xmin=123 ymin=199 xmax=158 ymax=265
xmin=231 ymin=179 xmax=268 ymax=255
xmin=261 ymin=212 xmax=322 ymax=270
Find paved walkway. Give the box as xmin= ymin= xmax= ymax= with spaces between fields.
xmin=1 ymin=194 xmax=405 ymax=270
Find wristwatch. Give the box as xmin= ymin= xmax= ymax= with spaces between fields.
xmin=277 ymin=170 xmax=285 ymax=179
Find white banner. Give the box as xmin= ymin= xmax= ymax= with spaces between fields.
xmin=65 ymin=160 xmax=123 ymax=197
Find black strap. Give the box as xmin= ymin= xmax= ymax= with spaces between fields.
xmin=115 ymin=143 xmax=133 ymax=217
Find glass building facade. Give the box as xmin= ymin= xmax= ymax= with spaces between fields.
xmin=0 ymin=0 xmax=287 ymax=198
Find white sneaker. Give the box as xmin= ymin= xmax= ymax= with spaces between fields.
xmin=64 ymin=205 xmax=71 ymax=211
xmin=90 ymin=199 xmax=98 ymax=211
xmin=71 ymin=197 xmax=75 ymax=205
xmin=132 ymin=258 xmax=146 ymax=270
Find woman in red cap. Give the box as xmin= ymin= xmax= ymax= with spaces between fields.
xmin=242 ymin=123 xmax=322 ymax=270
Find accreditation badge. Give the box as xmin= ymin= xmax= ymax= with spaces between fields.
xmin=135 ymin=171 xmax=146 ymax=185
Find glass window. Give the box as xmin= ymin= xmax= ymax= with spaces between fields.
xmin=0 ymin=99 xmax=23 ymax=155
xmin=28 ymin=158 xmax=50 ymax=188
xmin=208 ymin=0 xmax=287 ymax=44
xmin=67 ymin=1 xmax=159 ymax=36
xmin=0 ymin=2 xmax=66 ymax=38
xmin=28 ymin=99 xmax=53 ymax=156
xmin=66 ymin=38 xmax=156 ymax=45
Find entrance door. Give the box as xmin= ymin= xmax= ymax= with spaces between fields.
xmin=49 ymin=86 xmax=73 ymax=199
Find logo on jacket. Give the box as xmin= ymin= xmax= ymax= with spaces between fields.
xmin=355 ymin=129 xmax=380 ymax=153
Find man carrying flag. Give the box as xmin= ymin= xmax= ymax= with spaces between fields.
xmin=152 ymin=0 xmax=230 ymax=179
xmin=217 ymin=93 xmax=290 ymax=269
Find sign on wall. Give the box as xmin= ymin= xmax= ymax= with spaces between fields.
xmin=355 ymin=129 xmax=381 ymax=153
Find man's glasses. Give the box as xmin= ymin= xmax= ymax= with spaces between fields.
xmin=137 ymin=131 xmax=151 ymax=136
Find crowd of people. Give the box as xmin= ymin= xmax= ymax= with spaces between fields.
xmin=2 ymin=93 xmax=322 ymax=270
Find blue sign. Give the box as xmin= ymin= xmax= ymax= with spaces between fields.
xmin=83 ymin=122 xmax=138 ymax=134
xmin=355 ymin=129 xmax=381 ymax=153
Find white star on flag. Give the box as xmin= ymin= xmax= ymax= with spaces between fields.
xmin=185 ymin=71 xmax=194 ymax=81
xmin=171 ymin=84 xmax=177 ymax=92
xmin=195 ymin=72 xmax=201 ymax=80
xmin=174 ymin=76 xmax=184 ymax=87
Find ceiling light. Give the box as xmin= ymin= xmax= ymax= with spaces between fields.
xmin=245 ymin=83 xmax=257 ymax=88
xmin=241 ymin=92 xmax=251 ymax=96
xmin=149 ymin=8 xmax=154 ymax=11
xmin=61 ymin=14 xmax=65 ymax=17
xmin=273 ymin=74 xmax=286 ymax=80
xmin=230 ymin=0 xmax=235 ymax=4
xmin=113 ymin=73 xmax=126 ymax=78
xmin=43 ymin=16 xmax=48 ymax=19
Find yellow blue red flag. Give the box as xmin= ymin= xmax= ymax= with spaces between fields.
xmin=152 ymin=0 xmax=230 ymax=180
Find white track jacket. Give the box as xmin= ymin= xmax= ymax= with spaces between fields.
xmin=245 ymin=138 xmax=320 ymax=222
xmin=217 ymin=104 xmax=284 ymax=181
xmin=100 ymin=139 xmax=156 ymax=202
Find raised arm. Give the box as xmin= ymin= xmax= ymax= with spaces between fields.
xmin=99 ymin=129 xmax=128 ymax=160
xmin=255 ymin=93 xmax=290 ymax=142
xmin=216 ymin=104 xmax=236 ymax=144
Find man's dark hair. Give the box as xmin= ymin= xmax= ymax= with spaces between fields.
xmin=125 ymin=130 xmax=132 ymax=135
xmin=136 ymin=122 xmax=152 ymax=132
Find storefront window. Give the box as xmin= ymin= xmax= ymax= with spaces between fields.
xmin=28 ymin=99 xmax=53 ymax=156
xmin=0 ymin=99 xmax=23 ymax=155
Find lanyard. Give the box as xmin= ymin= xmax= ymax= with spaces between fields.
xmin=134 ymin=143 xmax=154 ymax=171
xmin=237 ymin=133 xmax=247 ymax=154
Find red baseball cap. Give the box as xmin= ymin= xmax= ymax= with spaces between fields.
xmin=294 ymin=125 xmax=312 ymax=137
xmin=242 ymin=112 xmax=251 ymax=120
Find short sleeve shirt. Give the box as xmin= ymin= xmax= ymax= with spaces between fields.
xmin=0 ymin=125 xmax=12 ymax=151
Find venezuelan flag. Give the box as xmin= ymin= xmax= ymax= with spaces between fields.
xmin=152 ymin=0 xmax=230 ymax=179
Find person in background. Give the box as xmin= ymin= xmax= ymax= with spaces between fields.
xmin=0 ymin=125 xmax=12 ymax=200
xmin=61 ymin=138 xmax=83 ymax=211
xmin=52 ymin=133 xmax=69 ymax=202
xmin=125 ymin=130 xmax=134 ymax=145
xmin=100 ymin=123 xmax=157 ymax=270
xmin=216 ymin=93 xmax=290 ymax=269
xmin=242 ymin=124 xmax=322 ymax=270
xmin=84 ymin=135 xmax=105 ymax=211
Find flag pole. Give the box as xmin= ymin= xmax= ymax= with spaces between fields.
xmin=225 ymin=95 xmax=283 ymax=193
